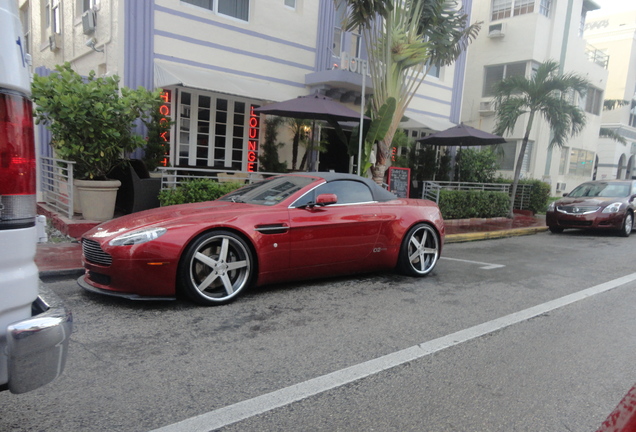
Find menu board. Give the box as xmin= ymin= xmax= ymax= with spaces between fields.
xmin=387 ymin=167 xmax=410 ymax=198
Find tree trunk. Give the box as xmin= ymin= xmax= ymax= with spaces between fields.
xmin=508 ymin=112 xmax=535 ymax=218
xmin=371 ymin=140 xmax=391 ymax=184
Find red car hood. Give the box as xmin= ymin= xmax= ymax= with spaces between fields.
xmin=83 ymin=201 xmax=254 ymax=240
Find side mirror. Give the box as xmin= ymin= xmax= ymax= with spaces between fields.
xmin=562 ymin=193 xmax=568 ymax=197
xmin=316 ymin=193 xmax=337 ymax=206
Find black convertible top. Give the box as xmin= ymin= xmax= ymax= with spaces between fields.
xmin=301 ymin=172 xmax=398 ymax=202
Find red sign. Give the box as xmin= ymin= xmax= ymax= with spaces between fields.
xmin=159 ymin=90 xmax=171 ymax=167
xmin=247 ymin=105 xmax=260 ymax=172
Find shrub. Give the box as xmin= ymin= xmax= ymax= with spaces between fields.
xmin=158 ymin=179 xmax=243 ymax=206
xmin=438 ymin=190 xmax=509 ymax=220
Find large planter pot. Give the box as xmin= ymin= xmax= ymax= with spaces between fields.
xmin=75 ymin=179 xmax=122 ymax=222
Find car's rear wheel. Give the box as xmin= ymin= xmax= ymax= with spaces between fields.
xmin=397 ymin=223 xmax=440 ymax=276
xmin=619 ymin=211 xmax=633 ymax=237
xmin=549 ymin=226 xmax=564 ymax=233
xmin=179 ymin=230 xmax=254 ymax=305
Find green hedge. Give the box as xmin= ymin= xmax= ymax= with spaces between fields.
xmin=158 ymin=179 xmax=244 ymax=206
xmin=438 ymin=190 xmax=509 ymax=220
xmin=520 ymin=179 xmax=551 ymax=214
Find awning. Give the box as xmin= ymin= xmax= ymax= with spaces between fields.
xmin=401 ymin=112 xmax=456 ymax=132
xmin=154 ymin=59 xmax=282 ymax=102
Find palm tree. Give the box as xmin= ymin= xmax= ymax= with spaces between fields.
xmin=338 ymin=0 xmax=480 ymax=183
xmin=492 ymin=60 xmax=589 ymax=218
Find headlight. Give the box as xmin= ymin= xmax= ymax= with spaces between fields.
xmin=547 ymin=201 xmax=556 ymax=211
xmin=109 ymin=227 xmax=167 ymax=246
xmin=602 ymin=202 xmax=622 ymax=214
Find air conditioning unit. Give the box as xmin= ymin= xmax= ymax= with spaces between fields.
xmin=48 ymin=34 xmax=61 ymax=51
xmin=556 ymin=182 xmax=567 ymax=191
xmin=82 ymin=10 xmax=96 ymax=34
xmin=488 ymin=23 xmax=506 ymax=38
xmin=479 ymin=100 xmax=495 ymax=116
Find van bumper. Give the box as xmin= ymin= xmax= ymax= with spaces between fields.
xmin=6 ymin=285 xmax=72 ymax=394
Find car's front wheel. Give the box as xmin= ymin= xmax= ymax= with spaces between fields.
xmin=397 ymin=223 xmax=440 ymax=276
xmin=179 ymin=230 xmax=254 ymax=305
xmin=619 ymin=211 xmax=633 ymax=237
xmin=549 ymin=226 xmax=564 ymax=234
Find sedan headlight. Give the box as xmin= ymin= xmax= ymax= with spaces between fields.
xmin=109 ymin=227 xmax=167 ymax=246
xmin=602 ymin=202 xmax=623 ymax=214
xmin=547 ymin=201 xmax=556 ymax=211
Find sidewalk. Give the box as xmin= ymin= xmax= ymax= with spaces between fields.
xmin=35 ymin=211 xmax=547 ymax=278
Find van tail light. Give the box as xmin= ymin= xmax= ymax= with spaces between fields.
xmin=0 ymin=89 xmax=36 ymax=229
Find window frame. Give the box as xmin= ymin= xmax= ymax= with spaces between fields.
xmin=291 ymin=180 xmax=376 ymax=208
xmin=181 ymin=0 xmax=250 ymax=22
xmin=175 ymin=88 xmax=256 ymax=170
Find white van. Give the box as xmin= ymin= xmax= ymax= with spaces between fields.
xmin=0 ymin=0 xmax=72 ymax=393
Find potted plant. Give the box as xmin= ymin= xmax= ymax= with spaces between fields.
xmin=32 ymin=63 xmax=160 ymax=221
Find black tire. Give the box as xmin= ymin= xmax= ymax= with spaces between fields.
xmin=549 ymin=226 xmax=564 ymax=234
xmin=178 ymin=230 xmax=254 ymax=305
xmin=619 ymin=211 xmax=633 ymax=237
xmin=397 ymin=223 xmax=440 ymax=276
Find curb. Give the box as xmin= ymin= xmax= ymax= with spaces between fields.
xmin=445 ymin=226 xmax=548 ymax=244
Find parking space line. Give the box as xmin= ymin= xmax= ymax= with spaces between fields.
xmin=440 ymin=256 xmax=505 ymax=270
xmin=150 ymin=272 xmax=636 ymax=432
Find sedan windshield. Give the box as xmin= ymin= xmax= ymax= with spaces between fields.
xmin=568 ymin=182 xmax=632 ymax=198
xmin=218 ymin=176 xmax=315 ymax=206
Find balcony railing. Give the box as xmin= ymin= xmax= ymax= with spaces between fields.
xmin=586 ymin=44 xmax=609 ymax=69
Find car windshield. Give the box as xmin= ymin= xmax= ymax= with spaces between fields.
xmin=568 ymin=182 xmax=632 ymax=198
xmin=218 ymin=176 xmax=315 ymax=206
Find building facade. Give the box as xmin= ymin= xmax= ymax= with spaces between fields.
xmin=19 ymin=0 xmax=462 ymax=177
xmin=584 ymin=9 xmax=636 ymax=181
xmin=461 ymin=0 xmax=609 ymax=194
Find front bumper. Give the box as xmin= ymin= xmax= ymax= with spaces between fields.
xmin=546 ymin=211 xmax=625 ymax=230
xmin=6 ymin=285 xmax=73 ymax=394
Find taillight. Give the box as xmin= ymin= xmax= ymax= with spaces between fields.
xmin=0 ymin=89 xmax=36 ymax=229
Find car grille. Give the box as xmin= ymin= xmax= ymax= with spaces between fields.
xmin=82 ymin=239 xmax=113 ymax=266
xmin=556 ymin=205 xmax=599 ymax=215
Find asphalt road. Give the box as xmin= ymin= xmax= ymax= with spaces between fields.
xmin=1 ymin=230 xmax=635 ymax=431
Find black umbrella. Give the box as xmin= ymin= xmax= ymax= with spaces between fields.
xmin=416 ymin=124 xmax=506 ymax=182
xmin=416 ymin=123 xmax=506 ymax=146
xmin=254 ymin=93 xmax=367 ymax=122
xmin=254 ymin=93 xmax=369 ymax=171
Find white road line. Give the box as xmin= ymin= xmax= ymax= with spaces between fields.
xmin=150 ymin=272 xmax=636 ymax=432
xmin=441 ymin=256 xmax=505 ymax=270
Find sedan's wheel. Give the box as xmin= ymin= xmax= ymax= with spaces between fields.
xmin=619 ymin=212 xmax=633 ymax=237
xmin=179 ymin=231 xmax=254 ymax=305
xmin=398 ymin=223 xmax=440 ymax=277
xmin=549 ymin=226 xmax=564 ymax=234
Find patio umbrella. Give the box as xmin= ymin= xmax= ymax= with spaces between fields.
xmin=254 ymin=93 xmax=369 ymax=171
xmin=416 ymin=124 xmax=506 ymax=181
xmin=415 ymin=123 xmax=506 ymax=146
xmin=254 ymin=93 xmax=367 ymax=122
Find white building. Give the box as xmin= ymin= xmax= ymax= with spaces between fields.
xmin=18 ymin=0 xmax=460 ymax=176
xmin=584 ymin=9 xmax=636 ymax=180
xmin=461 ymin=0 xmax=609 ymax=195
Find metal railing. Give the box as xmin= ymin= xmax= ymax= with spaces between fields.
xmin=156 ymin=166 xmax=281 ymax=190
xmin=422 ymin=180 xmax=533 ymax=210
xmin=586 ymin=44 xmax=609 ymax=69
xmin=40 ymin=157 xmax=75 ymax=219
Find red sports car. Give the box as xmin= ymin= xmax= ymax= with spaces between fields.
xmin=78 ymin=172 xmax=445 ymax=305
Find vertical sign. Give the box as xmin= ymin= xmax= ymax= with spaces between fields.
xmin=159 ymin=89 xmax=171 ymax=167
xmin=247 ymin=105 xmax=260 ymax=172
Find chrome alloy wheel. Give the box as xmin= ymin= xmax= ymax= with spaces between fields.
xmin=181 ymin=231 xmax=253 ymax=305
xmin=399 ymin=223 xmax=440 ymax=276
